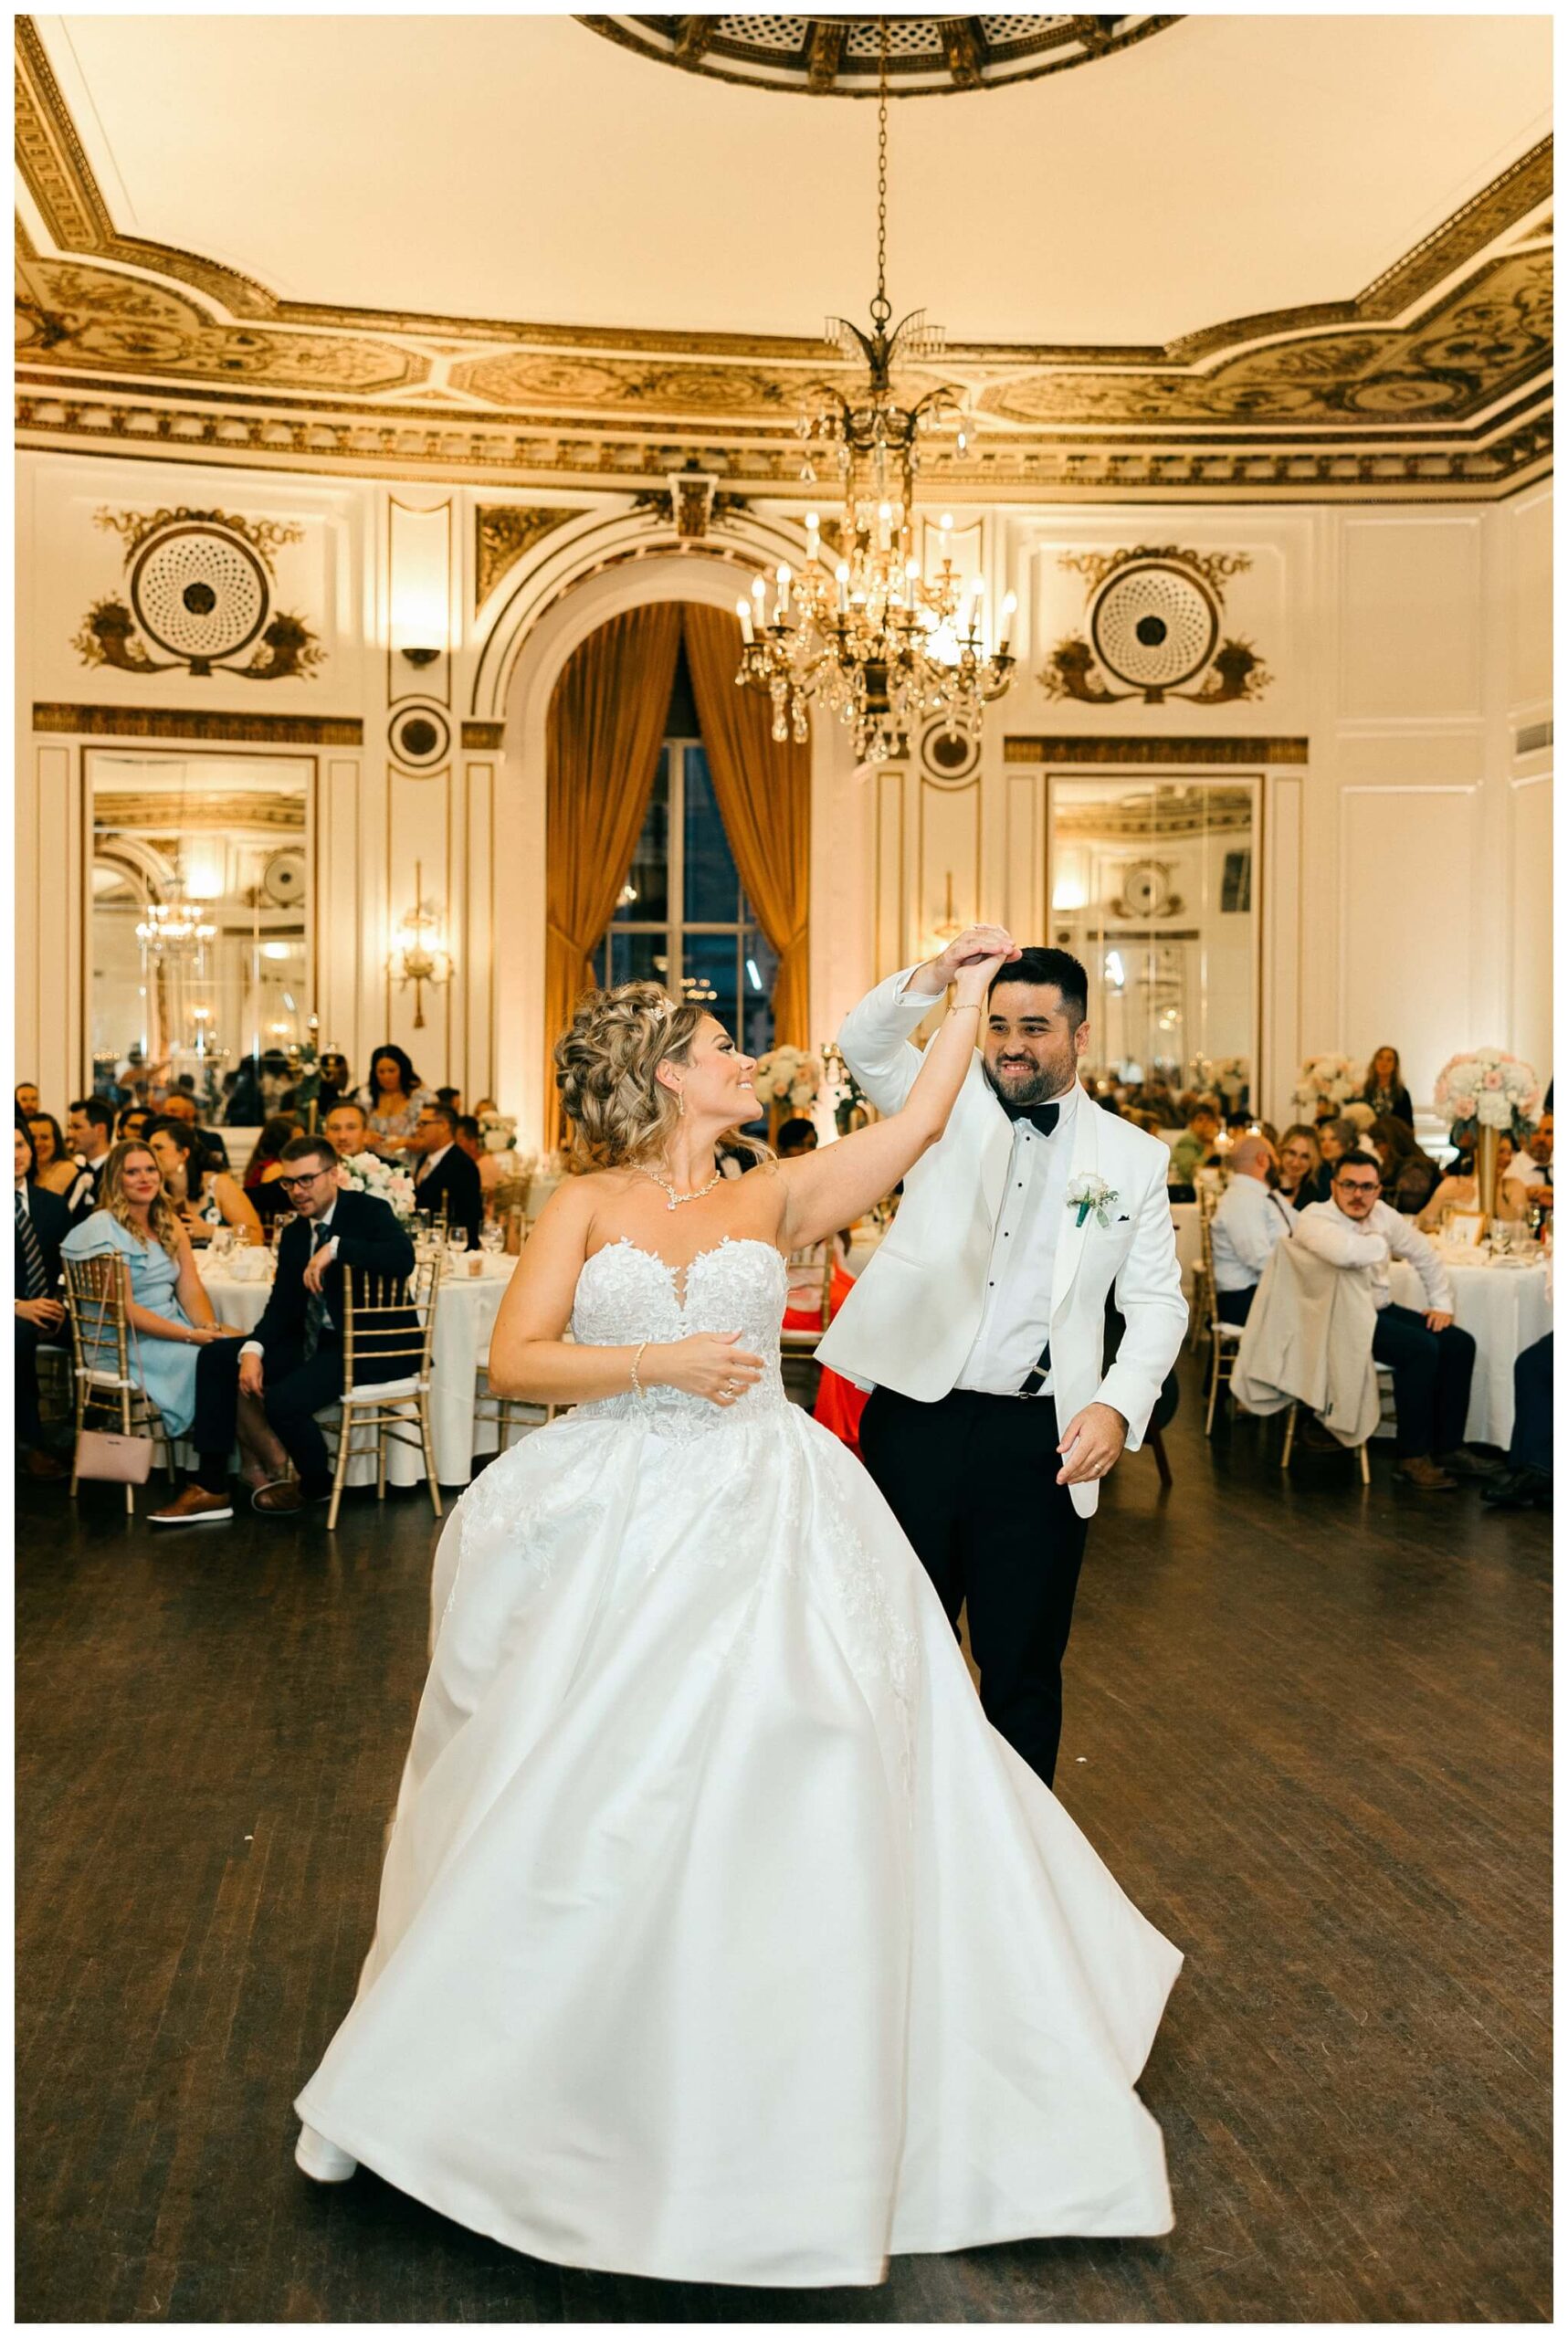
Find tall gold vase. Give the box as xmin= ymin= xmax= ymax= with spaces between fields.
xmin=1475 ymin=1123 xmax=1501 ymax=1221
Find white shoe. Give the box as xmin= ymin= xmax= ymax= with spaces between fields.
xmin=295 ymin=2122 xmax=358 ymax=2183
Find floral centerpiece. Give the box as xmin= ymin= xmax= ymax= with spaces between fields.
xmin=1193 ymin=1054 xmax=1250 ymax=1104
xmin=337 ymin=1150 xmax=416 ymax=1220
xmin=1433 ymin=1048 xmax=1542 ymax=1138
xmin=1290 ymin=1054 xmax=1360 ymax=1111
xmin=479 ymin=1111 xmax=519 ymax=1154
xmin=752 ymin=1047 xmax=821 ymax=1111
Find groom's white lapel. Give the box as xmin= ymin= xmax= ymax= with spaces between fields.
xmin=1051 ymin=1091 xmax=1101 ymax=1323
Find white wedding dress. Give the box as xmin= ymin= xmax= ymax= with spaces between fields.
xmin=295 ymin=1237 xmax=1182 ymax=2288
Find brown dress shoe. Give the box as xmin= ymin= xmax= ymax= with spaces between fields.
xmin=252 ymin=1480 xmax=305 ymax=1515
xmin=1435 ymin=1447 xmax=1502 ymax=1480
xmin=149 ymin=1485 xmax=234 ymax=1525
xmin=1394 ymin=1456 xmax=1459 ymax=1491
xmin=20 ymin=1447 xmax=68 ymax=1480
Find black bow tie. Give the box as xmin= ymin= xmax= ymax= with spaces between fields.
xmin=1000 ymin=1098 xmax=1061 ymax=1138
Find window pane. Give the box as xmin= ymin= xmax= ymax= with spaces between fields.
xmin=740 ymin=927 xmax=778 ymax=1061
xmin=682 ymin=746 xmax=742 ymax=925
xmin=680 ymin=931 xmax=740 ymax=1045
xmin=616 ymin=749 xmax=669 ymax=924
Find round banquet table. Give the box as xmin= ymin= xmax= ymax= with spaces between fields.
xmin=195 ymin=1252 xmax=528 ymax=1489
xmin=1386 ymin=1252 xmax=1552 ymax=1448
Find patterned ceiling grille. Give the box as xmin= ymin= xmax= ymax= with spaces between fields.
xmin=594 ymin=15 xmax=1182 ymax=92
xmin=979 ymin=14 xmax=1070 ymax=38
xmin=715 ymin=15 xmax=802 ymax=49
xmin=844 ymin=18 xmax=947 ymax=54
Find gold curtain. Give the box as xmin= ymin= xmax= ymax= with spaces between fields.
xmin=544 ymin=602 xmax=683 ymax=1137
xmin=681 ymin=601 xmax=812 ymax=1048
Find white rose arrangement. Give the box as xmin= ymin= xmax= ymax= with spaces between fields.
xmin=479 ymin=1111 xmax=519 ymax=1155
xmin=751 ymin=1047 xmax=822 ymax=1111
xmin=337 ymin=1151 xmax=417 ymax=1219
xmin=1434 ymin=1048 xmax=1542 ymax=1137
xmin=1290 ymin=1054 xmax=1360 ymax=1111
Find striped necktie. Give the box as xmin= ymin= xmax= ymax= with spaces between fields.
xmin=303 ymin=1218 xmax=334 ymax=1356
xmin=16 ymin=1190 xmax=47 ymax=1298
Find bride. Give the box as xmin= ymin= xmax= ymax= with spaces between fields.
xmin=293 ymin=943 xmax=1182 ymax=2289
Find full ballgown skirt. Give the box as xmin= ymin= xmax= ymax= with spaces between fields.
xmin=295 ymin=1237 xmax=1181 ymax=2288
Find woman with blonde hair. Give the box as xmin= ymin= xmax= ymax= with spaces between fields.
xmin=1275 ymin=1122 xmax=1323 ymax=1209
xmin=60 ymin=1141 xmax=247 ymax=1448
xmin=295 ymin=946 xmax=1182 ymax=2283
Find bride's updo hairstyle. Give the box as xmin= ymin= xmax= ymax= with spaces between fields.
xmin=555 ymin=982 xmax=731 ymax=1173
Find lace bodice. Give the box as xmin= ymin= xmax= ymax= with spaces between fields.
xmin=569 ymin=1237 xmax=788 ymax=1438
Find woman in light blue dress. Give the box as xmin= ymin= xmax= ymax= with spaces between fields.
xmin=60 ymin=1139 xmax=247 ymax=1439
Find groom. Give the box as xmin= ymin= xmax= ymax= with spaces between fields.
xmin=819 ymin=927 xmax=1187 ymax=1786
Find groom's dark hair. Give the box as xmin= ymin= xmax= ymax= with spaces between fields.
xmin=989 ymin=946 xmax=1089 ymax=1029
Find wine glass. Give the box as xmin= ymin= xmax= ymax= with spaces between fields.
xmin=445 ymin=1227 xmax=468 ymax=1277
xmin=479 ymin=1222 xmax=504 ymax=1261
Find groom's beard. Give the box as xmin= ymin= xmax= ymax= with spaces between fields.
xmin=982 ymin=1054 xmax=1078 ymax=1111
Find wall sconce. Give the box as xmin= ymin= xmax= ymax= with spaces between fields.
xmin=400 ymin=645 xmax=441 ymax=669
xmin=386 ymin=859 xmax=454 ymax=1030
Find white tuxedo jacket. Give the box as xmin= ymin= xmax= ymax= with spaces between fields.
xmin=817 ymin=968 xmax=1189 ymax=1518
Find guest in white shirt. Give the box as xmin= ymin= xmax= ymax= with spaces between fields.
xmin=323 ymin=1100 xmax=373 ymax=1161
xmin=1296 ymin=1150 xmax=1490 ymax=1491
xmin=1504 ymin=1111 xmax=1552 ymax=1205
xmin=1211 ymin=1136 xmax=1295 ymax=1323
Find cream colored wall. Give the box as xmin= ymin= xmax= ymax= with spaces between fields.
xmin=14 ymin=450 xmax=1553 ymax=1141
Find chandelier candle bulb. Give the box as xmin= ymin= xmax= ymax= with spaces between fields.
xmin=805 ymin=512 xmax=820 ymax=561
xmin=737 ymin=598 xmax=754 ymax=645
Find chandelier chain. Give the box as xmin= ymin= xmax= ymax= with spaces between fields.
xmin=871 ymin=20 xmax=889 ymax=327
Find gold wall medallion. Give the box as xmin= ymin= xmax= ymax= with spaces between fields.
xmin=1044 ymin=548 xmax=1271 ymax=709
xmin=72 ymin=506 xmax=323 ymax=682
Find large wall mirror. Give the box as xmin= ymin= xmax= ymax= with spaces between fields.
xmin=1047 ymin=774 xmax=1258 ymax=1106
xmin=89 ymin=752 xmax=313 ymax=1121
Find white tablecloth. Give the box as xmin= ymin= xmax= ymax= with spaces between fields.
xmin=196 ymin=1254 xmax=524 ymax=1488
xmin=1386 ymin=1256 xmax=1552 ymax=1447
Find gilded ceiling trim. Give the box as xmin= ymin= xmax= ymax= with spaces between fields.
xmin=32 ymin=702 xmax=363 ymax=745
xmin=1005 ymin=737 xmax=1309 ymax=766
xmin=474 ymin=505 xmax=592 ymax=607
xmin=460 ymin=721 xmax=506 ymax=752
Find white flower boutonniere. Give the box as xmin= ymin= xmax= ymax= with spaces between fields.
xmin=1066 ymin=1174 xmax=1119 ymax=1230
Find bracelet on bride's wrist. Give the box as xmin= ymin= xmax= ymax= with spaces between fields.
xmin=629 ymin=1338 xmax=649 ymax=1399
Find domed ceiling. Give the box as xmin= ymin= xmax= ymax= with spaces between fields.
xmin=14 ymin=12 xmax=1552 ymax=501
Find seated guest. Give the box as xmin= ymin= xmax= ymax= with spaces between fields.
xmin=1296 ymin=1151 xmax=1491 ymax=1491
xmin=363 ymin=1044 xmax=433 ymax=1159
xmin=15 ymin=1081 xmax=40 ymax=1121
xmin=1361 ymin=1045 xmax=1415 ymax=1125
xmin=15 ymin=1119 xmax=71 ymax=1479
xmin=224 ymin=1057 xmax=265 ymax=1126
xmin=117 ymin=1102 xmax=153 ymax=1145
xmin=155 ymin=1084 xmax=230 ymax=1174
xmin=1370 ymin=1113 xmax=1441 ymax=1216
xmin=1304 ymin=1114 xmax=1360 ymax=1204
xmin=454 ymin=1114 xmax=485 ymax=1165
xmin=408 ymin=1100 xmax=483 ymax=1248
xmin=1505 ymin=1111 xmax=1552 ymax=1206
xmin=60 ymin=1139 xmax=247 ymax=1463
xmin=1209 ymin=1135 xmax=1295 ymax=1324
xmin=147 ymin=1116 xmax=263 ymax=1247
xmin=283 ymin=1048 xmax=353 ymax=1127
xmin=27 ymin=1113 xmax=79 ymax=1200
xmin=150 ymin=1136 xmax=418 ymax=1523
xmin=64 ymin=1095 xmax=117 ymax=1223
xmin=1480 ymin=1333 xmax=1552 ymax=1511
xmin=322 ymin=1099 xmax=374 ymax=1162
xmin=1417 ymin=1132 xmax=1527 ymax=1230
xmin=244 ymin=1113 xmax=306 ymax=1225
xmin=1169 ymin=1102 xmax=1222 ymax=1186
xmin=1276 ymin=1123 xmax=1322 ymax=1210
xmin=436 ymin=1085 xmax=464 ymax=1116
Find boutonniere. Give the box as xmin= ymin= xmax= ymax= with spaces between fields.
xmin=1066 ymin=1174 xmax=1119 ymax=1230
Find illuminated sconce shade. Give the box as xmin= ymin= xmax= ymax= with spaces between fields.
xmin=385 ymin=859 xmax=454 ymax=1029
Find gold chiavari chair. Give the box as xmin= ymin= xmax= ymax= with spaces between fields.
xmin=63 ymin=1254 xmax=177 ymax=1514
xmin=1187 ymin=1179 xmax=1219 ymax=1353
xmin=321 ymin=1259 xmax=442 ymax=1531
xmin=780 ymin=1239 xmax=836 ymax=1359
xmin=1198 ymin=1202 xmax=1247 ymax=1437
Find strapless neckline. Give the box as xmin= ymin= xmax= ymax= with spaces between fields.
xmin=584 ymin=1234 xmax=784 ymax=1308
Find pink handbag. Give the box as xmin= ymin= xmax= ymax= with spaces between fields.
xmin=72 ymin=1427 xmax=153 ymax=1485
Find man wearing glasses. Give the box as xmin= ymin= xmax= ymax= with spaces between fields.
xmin=1295 ymin=1149 xmax=1487 ymax=1491
xmin=151 ymin=1135 xmax=416 ymax=1523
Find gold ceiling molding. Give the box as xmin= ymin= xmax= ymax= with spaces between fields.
xmin=87 ymin=791 xmax=305 ymax=832
xmin=460 ymin=721 xmax=506 ymax=752
xmin=474 ymin=505 xmax=592 ymax=606
xmin=12 ymin=12 xmax=1552 ymax=500
xmin=33 ymin=702 xmax=363 ymax=745
xmin=1005 ymin=736 xmax=1309 ymax=765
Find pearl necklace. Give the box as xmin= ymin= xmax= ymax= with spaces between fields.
xmin=637 ymin=1164 xmax=723 ymax=1212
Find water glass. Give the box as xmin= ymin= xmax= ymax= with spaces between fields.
xmin=445 ymin=1229 xmax=468 ymax=1277
xmin=479 ymin=1223 xmax=504 ymax=1260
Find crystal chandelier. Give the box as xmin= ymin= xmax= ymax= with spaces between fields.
xmin=736 ymin=26 xmax=1015 ymax=767
xmin=134 ymin=896 xmax=216 ymax=956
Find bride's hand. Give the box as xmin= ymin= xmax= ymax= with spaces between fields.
xmin=952 ymin=952 xmax=1007 ymax=1010
xmin=651 ymin=1331 xmax=766 ymax=1407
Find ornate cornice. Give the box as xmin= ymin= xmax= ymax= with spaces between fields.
xmin=13 ymin=15 xmax=1552 ymax=500
xmin=32 ymin=702 xmax=363 ymax=744
xmin=1005 ymin=736 xmax=1310 ymax=765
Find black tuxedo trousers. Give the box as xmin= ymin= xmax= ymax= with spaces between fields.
xmin=858 ymin=1385 xmax=1089 ymax=1788
xmin=192 ymin=1335 xmax=408 ymax=1495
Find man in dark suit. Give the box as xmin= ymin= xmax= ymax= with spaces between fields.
xmin=408 ymin=1101 xmax=484 ymax=1250
xmin=15 ymin=1118 xmax=71 ymax=1479
xmin=150 ymin=1135 xmax=417 ymax=1523
xmin=64 ymin=1096 xmax=116 ymax=1225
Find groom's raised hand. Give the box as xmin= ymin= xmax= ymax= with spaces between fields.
xmin=909 ymin=923 xmax=1021 ymax=998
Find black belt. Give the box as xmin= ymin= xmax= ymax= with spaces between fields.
xmin=1017 ymin=1339 xmax=1052 ymax=1398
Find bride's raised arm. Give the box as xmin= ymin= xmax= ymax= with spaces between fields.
xmin=774 ymin=945 xmax=1007 ymax=1255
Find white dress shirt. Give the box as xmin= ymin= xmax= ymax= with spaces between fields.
xmin=955 ymin=1077 xmax=1081 ymax=1396
xmin=1210 ymin=1176 xmax=1295 ymax=1292
xmin=1294 ymin=1196 xmax=1452 ymax=1312
xmin=1504 ymin=1153 xmax=1552 ymax=1191
xmin=241 ymin=1201 xmax=339 ymax=1357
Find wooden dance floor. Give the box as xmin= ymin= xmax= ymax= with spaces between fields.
xmin=16 ymin=1359 xmax=1552 ymax=2323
